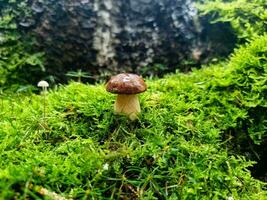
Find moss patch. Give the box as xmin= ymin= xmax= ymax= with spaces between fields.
xmin=0 ymin=35 xmax=267 ymax=199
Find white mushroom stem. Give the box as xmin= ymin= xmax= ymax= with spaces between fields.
xmin=114 ymin=94 xmax=140 ymax=120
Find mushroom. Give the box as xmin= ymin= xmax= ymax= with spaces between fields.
xmin=37 ymin=80 xmax=49 ymax=91
xmin=37 ymin=80 xmax=49 ymax=119
xmin=106 ymin=73 xmax=147 ymax=120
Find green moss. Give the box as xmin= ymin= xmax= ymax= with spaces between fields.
xmin=0 ymin=1 xmax=44 ymax=88
xmin=197 ymin=0 xmax=267 ymax=40
xmin=0 ymin=36 xmax=267 ymax=199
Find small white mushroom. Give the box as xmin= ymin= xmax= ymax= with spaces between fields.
xmin=37 ymin=80 xmax=49 ymax=91
xmin=37 ymin=80 xmax=49 ymax=119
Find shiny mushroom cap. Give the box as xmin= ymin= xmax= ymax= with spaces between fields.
xmin=106 ymin=73 xmax=147 ymax=94
xmin=37 ymin=80 xmax=49 ymax=88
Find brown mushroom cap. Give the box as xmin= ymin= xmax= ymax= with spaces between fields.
xmin=106 ymin=73 xmax=147 ymax=94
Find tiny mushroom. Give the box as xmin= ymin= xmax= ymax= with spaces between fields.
xmin=37 ymin=80 xmax=49 ymax=91
xmin=37 ymin=80 xmax=49 ymax=119
xmin=106 ymin=73 xmax=147 ymax=120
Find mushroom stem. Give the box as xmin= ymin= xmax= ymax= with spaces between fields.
xmin=42 ymin=87 xmax=47 ymax=119
xmin=114 ymin=94 xmax=140 ymax=120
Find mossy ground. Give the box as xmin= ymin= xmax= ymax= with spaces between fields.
xmin=0 ymin=36 xmax=267 ymax=199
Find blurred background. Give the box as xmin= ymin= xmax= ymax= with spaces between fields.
xmin=0 ymin=0 xmax=242 ymax=89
